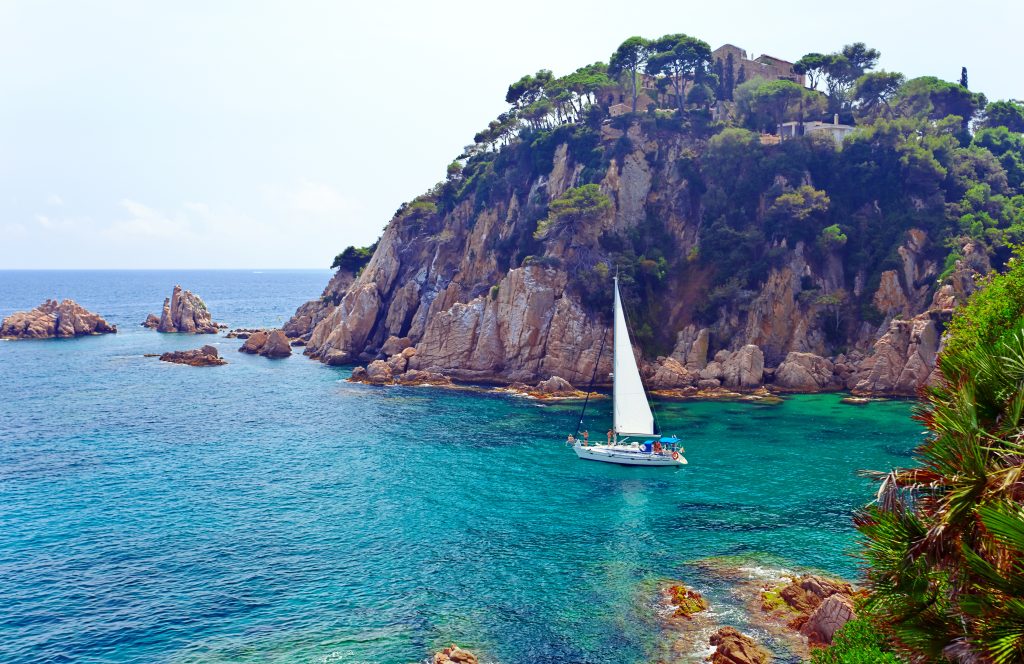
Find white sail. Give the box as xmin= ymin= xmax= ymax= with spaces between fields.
xmin=612 ymin=277 xmax=655 ymax=436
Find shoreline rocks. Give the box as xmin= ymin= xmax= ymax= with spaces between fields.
xmin=158 ymin=345 xmax=226 ymax=367
xmin=433 ymin=644 xmax=478 ymax=664
xmin=145 ymin=285 xmax=221 ymax=334
xmin=1 ymin=300 xmax=117 ymax=339
xmin=709 ymin=626 xmax=771 ymax=664
xmin=501 ymin=375 xmax=599 ymax=400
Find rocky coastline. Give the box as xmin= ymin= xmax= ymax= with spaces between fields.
xmin=1 ymin=299 xmax=117 ymax=339
xmin=280 ymin=119 xmax=991 ymax=398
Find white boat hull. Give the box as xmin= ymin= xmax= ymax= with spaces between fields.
xmin=573 ymin=443 xmax=686 ymax=466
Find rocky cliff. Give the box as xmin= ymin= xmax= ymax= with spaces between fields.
xmin=289 ymin=121 xmax=992 ymax=395
xmin=1 ymin=300 xmax=117 ymax=339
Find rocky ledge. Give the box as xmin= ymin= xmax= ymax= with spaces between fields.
xmin=500 ymin=375 xmax=599 ymax=400
xmin=144 ymin=285 xmax=221 ymax=333
xmin=1 ymin=299 xmax=116 ymax=339
xmin=433 ymin=644 xmax=478 ymax=664
xmin=158 ymin=345 xmax=227 ymax=367
xmin=238 ymin=329 xmax=292 ymax=358
xmin=656 ymin=581 xmax=770 ymax=664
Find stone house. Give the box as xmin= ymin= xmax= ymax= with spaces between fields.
xmin=779 ymin=115 xmax=857 ymax=146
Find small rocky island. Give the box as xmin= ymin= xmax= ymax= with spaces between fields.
xmin=0 ymin=299 xmax=117 ymax=339
xmin=143 ymin=285 xmax=221 ymax=333
xmin=238 ymin=329 xmax=292 ymax=358
xmin=159 ymin=345 xmax=227 ymax=367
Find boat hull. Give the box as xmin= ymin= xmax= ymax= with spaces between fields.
xmin=573 ymin=443 xmax=686 ymax=466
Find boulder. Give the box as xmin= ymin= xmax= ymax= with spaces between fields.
xmin=238 ymin=329 xmax=292 ymax=358
xmin=709 ymin=626 xmax=771 ymax=664
xmin=259 ymin=330 xmax=292 ymax=358
xmin=853 ymin=315 xmax=939 ymax=395
xmin=158 ymin=345 xmax=226 ymax=367
xmin=721 ymin=345 xmax=765 ymax=389
xmin=381 ymin=335 xmax=413 ymax=357
xmin=396 ymin=369 xmax=453 ymax=386
xmin=801 ymin=593 xmax=856 ymax=645
xmin=148 ymin=285 xmax=220 ymax=333
xmin=647 ymin=356 xmax=697 ymax=389
xmin=433 ymin=644 xmax=478 ymax=664
xmin=240 ymin=330 xmax=269 ymax=354
xmin=365 ymin=359 xmax=393 ymax=384
xmin=773 ymin=352 xmax=836 ymax=391
xmin=142 ymin=313 xmax=160 ymax=329
xmin=1 ymin=299 xmax=117 ymax=339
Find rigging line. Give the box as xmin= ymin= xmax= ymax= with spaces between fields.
xmin=574 ymin=330 xmax=608 ymax=437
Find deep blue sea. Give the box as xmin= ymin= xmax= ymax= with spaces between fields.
xmin=0 ymin=271 xmax=922 ymax=663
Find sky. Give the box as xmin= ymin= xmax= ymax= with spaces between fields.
xmin=0 ymin=0 xmax=1021 ymax=269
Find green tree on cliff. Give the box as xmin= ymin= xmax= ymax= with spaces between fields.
xmin=853 ymin=71 xmax=906 ymax=120
xmin=794 ymin=52 xmax=828 ymax=90
xmin=645 ymin=33 xmax=713 ymax=114
xmin=534 ymin=184 xmax=612 ymax=241
xmin=608 ymin=37 xmax=651 ymax=113
xmin=858 ymin=250 xmax=1024 ymax=662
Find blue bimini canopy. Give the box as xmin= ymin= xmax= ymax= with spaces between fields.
xmin=659 ymin=436 xmax=680 ymax=443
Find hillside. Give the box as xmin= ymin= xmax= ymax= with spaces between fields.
xmin=285 ymin=36 xmax=1024 ymax=396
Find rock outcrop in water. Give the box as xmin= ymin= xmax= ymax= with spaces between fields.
xmin=709 ymin=627 xmax=771 ymax=664
xmin=159 ymin=345 xmax=227 ymax=367
xmin=238 ymin=329 xmax=292 ymax=358
xmin=433 ymin=644 xmax=478 ymax=664
xmin=290 ymin=119 xmax=993 ymax=395
xmin=1 ymin=300 xmax=117 ymax=339
xmin=147 ymin=285 xmax=220 ymax=334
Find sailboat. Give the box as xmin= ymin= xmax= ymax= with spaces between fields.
xmin=570 ymin=275 xmax=687 ymax=466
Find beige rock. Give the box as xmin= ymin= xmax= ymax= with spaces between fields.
xmin=259 ymin=330 xmax=292 ymax=358
xmin=149 ymin=285 xmax=219 ymax=334
xmin=159 ymin=345 xmax=226 ymax=367
xmin=1 ymin=299 xmax=117 ymax=339
xmin=433 ymin=644 xmax=478 ymax=664
xmin=240 ymin=330 xmax=269 ymax=354
xmin=365 ymin=359 xmax=393 ymax=384
xmin=801 ymin=593 xmax=856 ymax=645
xmin=647 ymin=356 xmax=697 ymax=389
xmin=709 ymin=626 xmax=771 ymax=664
xmin=721 ymin=345 xmax=765 ymax=389
xmin=381 ymin=335 xmax=413 ymax=357
xmin=872 ymin=270 xmax=909 ymax=318
xmin=142 ymin=313 xmax=160 ymax=329
xmin=853 ymin=314 xmax=939 ymax=395
xmin=773 ymin=352 xmax=836 ymax=391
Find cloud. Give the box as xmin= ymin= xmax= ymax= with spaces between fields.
xmin=107 ymin=199 xmax=194 ymax=239
xmin=46 ymin=194 xmax=63 ymax=206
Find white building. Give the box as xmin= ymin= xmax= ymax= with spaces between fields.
xmin=779 ymin=114 xmax=856 ymax=146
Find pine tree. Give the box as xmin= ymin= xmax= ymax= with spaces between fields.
xmin=736 ymin=64 xmax=746 ymax=87
xmin=960 ymin=66 xmax=969 ymax=88
xmin=725 ymin=52 xmax=736 ymax=100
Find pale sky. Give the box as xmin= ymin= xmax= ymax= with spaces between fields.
xmin=0 ymin=0 xmax=1020 ymax=269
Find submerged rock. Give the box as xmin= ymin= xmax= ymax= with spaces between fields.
xmin=1 ymin=299 xmax=117 ymax=339
xmin=147 ymin=285 xmax=220 ymax=333
xmin=159 ymin=345 xmax=226 ymax=367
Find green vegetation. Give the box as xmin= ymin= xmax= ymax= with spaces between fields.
xmin=534 ymin=184 xmax=611 ymax=240
xmin=810 ymin=616 xmax=901 ymax=664
xmin=856 ymin=249 xmax=1024 ymax=662
xmin=330 ymin=242 xmax=378 ymax=272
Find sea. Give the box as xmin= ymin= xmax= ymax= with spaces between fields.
xmin=0 ymin=270 xmax=923 ymax=664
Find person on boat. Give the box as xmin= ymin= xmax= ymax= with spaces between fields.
xmin=607 ymin=429 xmax=613 ymax=445
xmin=567 ymin=434 xmax=576 ymax=445
xmin=582 ymin=430 xmax=589 ymax=445
xmin=653 ymin=440 xmax=662 ymax=454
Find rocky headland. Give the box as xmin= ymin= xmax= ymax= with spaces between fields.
xmin=158 ymin=345 xmax=227 ymax=367
xmin=284 ymin=118 xmax=992 ymax=398
xmin=1 ymin=299 xmax=117 ymax=339
xmin=433 ymin=644 xmax=478 ymax=664
xmin=144 ymin=285 xmax=221 ymax=334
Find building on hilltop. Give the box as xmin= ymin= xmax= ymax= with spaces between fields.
xmin=605 ymin=43 xmax=805 ymax=116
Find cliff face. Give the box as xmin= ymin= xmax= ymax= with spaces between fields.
xmin=291 ymin=123 xmax=987 ymax=395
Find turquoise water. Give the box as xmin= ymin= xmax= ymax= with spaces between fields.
xmin=0 ymin=271 xmax=922 ymax=663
